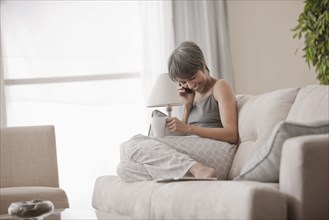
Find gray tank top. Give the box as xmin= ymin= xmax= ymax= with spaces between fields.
xmin=188 ymin=94 xmax=223 ymax=128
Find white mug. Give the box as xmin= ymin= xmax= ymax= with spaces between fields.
xmin=151 ymin=117 xmax=167 ymax=137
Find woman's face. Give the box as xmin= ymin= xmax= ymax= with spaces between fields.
xmin=176 ymin=70 xmax=206 ymax=93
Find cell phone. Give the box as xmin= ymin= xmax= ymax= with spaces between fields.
xmin=179 ymin=83 xmax=193 ymax=94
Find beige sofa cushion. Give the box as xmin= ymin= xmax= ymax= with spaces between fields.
xmin=228 ymin=88 xmax=300 ymax=179
xmin=286 ymin=85 xmax=329 ymax=123
xmin=93 ymin=175 xmax=286 ymax=220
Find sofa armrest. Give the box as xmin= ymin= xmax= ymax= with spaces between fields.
xmin=280 ymin=134 xmax=329 ymax=220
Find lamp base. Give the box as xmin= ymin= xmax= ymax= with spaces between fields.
xmin=166 ymin=104 xmax=173 ymax=117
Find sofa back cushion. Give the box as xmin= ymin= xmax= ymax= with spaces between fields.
xmin=227 ymin=88 xmax=300 ymax=180
xmin=286 ymin=85 xmax=329 ymax=123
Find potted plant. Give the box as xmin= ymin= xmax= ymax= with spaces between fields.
xmin=292 ymin=0 xmax=329 ymax=85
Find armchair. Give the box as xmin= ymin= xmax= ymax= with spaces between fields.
xmin=0 ymin=125 xmax=69 ymax=214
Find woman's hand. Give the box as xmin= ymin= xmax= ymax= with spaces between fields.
xmin=177 ymin=85 xmax=195 ymax=107
xmin=166 ymin=117 xmax=189 ymax=135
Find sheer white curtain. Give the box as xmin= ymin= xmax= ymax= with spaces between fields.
xmin=139 ymin=1 xmax=175 ymax=100
xmin=0 ymin=0 xmax=174 ymax=209
xmin=172 ymin=0 xmax=234 ymax=87
xmin=0 ymin=61 xmax=6 ymax=127
xmin=139 ymin=0 xmax=180 ymax=117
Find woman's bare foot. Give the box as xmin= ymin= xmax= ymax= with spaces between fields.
xmin=189 ymin=163 xmax=216 ymax=178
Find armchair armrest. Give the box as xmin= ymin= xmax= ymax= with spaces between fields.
xmin=280 ymin=134 xmax=329 ymax=220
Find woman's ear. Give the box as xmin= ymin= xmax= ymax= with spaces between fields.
xmin=202 ymin=61 xmax=209 ymax=75
xmin=204 ymin=65 xmax=210 ymax=75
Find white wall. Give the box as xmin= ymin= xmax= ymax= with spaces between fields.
xmin=227 ymin=0 xmax=318 ymax=95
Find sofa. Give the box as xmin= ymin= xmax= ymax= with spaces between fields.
xmin=92 ymin=85 xmax=329 ymax=220
xmin=0 ymin=125 xmax=70 ymax=215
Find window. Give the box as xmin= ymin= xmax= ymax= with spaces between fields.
xmin=1 ymin=1 xmax=150 ymax=208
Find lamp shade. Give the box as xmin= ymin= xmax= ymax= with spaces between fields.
xmin=146 ymin=73 xmax=182 ymax=107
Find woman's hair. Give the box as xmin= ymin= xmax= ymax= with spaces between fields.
xmin=168 ymin=41 xmax=209 ymax=81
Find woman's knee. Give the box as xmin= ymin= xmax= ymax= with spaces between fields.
xmin=116 ymin=162 xmax=132 ymax=182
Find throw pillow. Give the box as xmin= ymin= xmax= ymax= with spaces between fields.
xmin=234 ymin=120 xmax=329 ymax=182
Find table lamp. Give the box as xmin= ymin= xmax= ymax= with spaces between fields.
xmin=146 ymin=73 xmax=182 ymax=117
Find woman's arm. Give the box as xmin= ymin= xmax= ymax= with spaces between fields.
xmin=177 ymin=84 xmax=195 ymax=124
xmin=182 ymin=103 xmax=193 ymax=124
xmin=186 ymin=80 xmax=238 ymax=143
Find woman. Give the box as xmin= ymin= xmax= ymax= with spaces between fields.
xmin=117 ymin=41 xmax=238 ymax=181
xmin=166 ymin=41 xmax=238 ymax=178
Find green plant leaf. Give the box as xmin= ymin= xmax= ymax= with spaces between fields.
xmin=292 ymin=0 xmax=329 ymax=85
xmin=309 ymin=12 xmax=317 ymax=23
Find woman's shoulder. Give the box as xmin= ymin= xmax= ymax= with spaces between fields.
xmin=213 ymin=79 xmax=235 ymax=101
xmin=213 ymin=79 xmax=232 ymax=91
